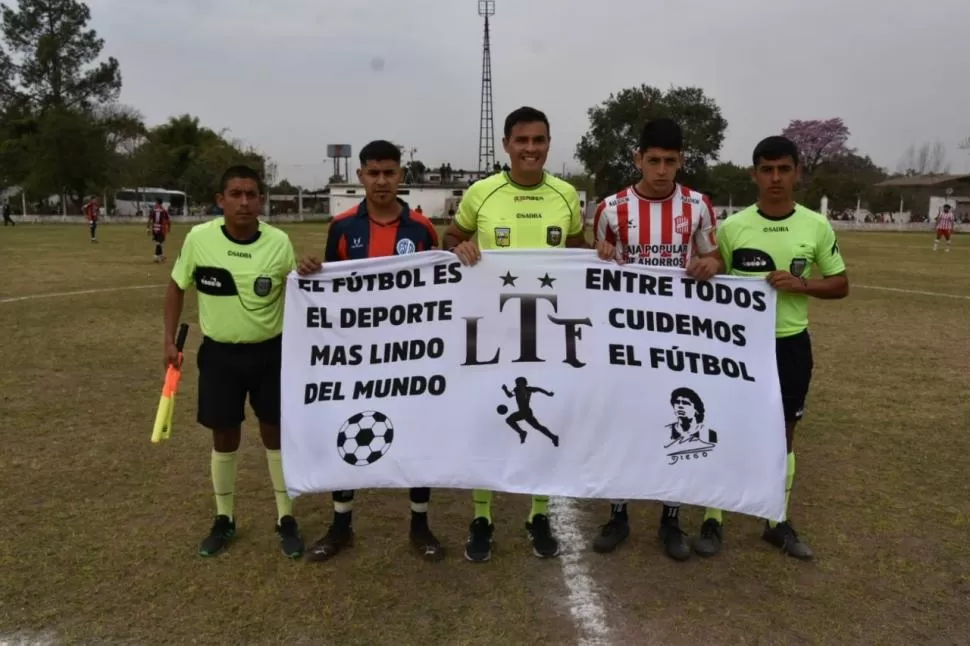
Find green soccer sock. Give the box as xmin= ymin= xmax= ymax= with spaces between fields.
xmin=529 ymin=495 xmax=550 ymax=521
xmin=770 ymin=452 xmax=796 ymax=528
xmin=265 ymin=449 xmax=293 ymax=522
xmin=704 ymin=507 xmax=723 ymax=524
xmin=473 ymin=489 xmax=492 ymax=523
xmin=211 ymin=450 xmax=238 ymax=520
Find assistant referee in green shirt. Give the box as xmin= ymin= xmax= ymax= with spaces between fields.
xmin=692 ymin=136 xmax=848 ymax=561
xmin=163 ymin=165 xmax=304 ymax=558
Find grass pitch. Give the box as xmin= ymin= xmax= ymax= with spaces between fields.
xmin=0 ymin=223 xmax=967 ymax=646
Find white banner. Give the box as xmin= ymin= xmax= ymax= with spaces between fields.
xmin=281 ymin=250 xmax=787 ymax=521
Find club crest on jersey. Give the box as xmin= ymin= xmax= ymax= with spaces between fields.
xmin=494 ymin=227 xmax=511 ymax=247
xmin=789 ymin=257 xmax=808 ymax=277
xmin=546 ymin=226 xmax=562 ymax=246
xmin=253 ymin=275 xmax=273 ymax=297
xmin=674 ymin=216 xmax=690 ymax=234
xmin=395 ymin=238 xmax=416 ymax=255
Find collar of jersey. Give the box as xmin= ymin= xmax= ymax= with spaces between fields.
xmin=631 ymin=184 xmax=678 ymax=202
xmin=354 ymin=198 xmax=410 ymax=225
xmin=220 ymin=221 xmax=262 ymax=245
xmin=756 ymin=205 xmax=797 ymax=221
xmin=504 ymin=171 xmax=547 ymax=191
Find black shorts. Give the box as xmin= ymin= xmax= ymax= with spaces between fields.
xmin=152 ymin=231 xmax=166 ymax=244
xmin=197 ymin=335 xmax=282 ymax=430
xmin=776 ymin=329 xmax=814 ymax=423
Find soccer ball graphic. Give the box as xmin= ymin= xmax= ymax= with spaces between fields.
xmin=336 ymin=411 xmax=394 ymax=467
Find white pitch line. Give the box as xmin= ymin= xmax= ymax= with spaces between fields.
xmin=0 ymin=631 xmax=58 ymax=645
xmin=0 ymin=283 xmax=165 ymax=304
xmin=549 ymin=497 xmax=613 ymax=646
xmin=854 ymin=284 xmax=970 ymax=300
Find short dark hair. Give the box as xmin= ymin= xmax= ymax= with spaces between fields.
xmin=359 ymin=140 xmax=401 ymax=165
xmin=504 ymin=106 xmax=550 ymax=139
xmin=752 ymin=136 xmax=800 ymax=167
xmin=638 ymin=118 xmax=683 ymax=152
xmin=670 ymin=387 xmax=705 ymax=423
xmin=942 ymin=204 xmax=951 ymax=210
xmin=220 ymin=165 xmax=265 ymax=194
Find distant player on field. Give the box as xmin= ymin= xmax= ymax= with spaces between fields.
xmin=83 ymin=197 xmax=99 ymax=243
xmin=933 ymin=204 xmax=955 ymax=252
xmin=296 ymin=140 xmax=445 ymax=563
xmin=148 ymin=198 xmax=171 ymax=262
xmin=443 ymin=106 xmax=615 ymax=563
xmin=164 ymin=165 xmax=304 ymax=559
xmin=695 ymin=136 xmax=849 ymax=561
xmin=591 ymin=117 xmax=723 ymax=562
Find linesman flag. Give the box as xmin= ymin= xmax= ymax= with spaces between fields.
xmin=152 ymin=323 xmax=189 ymax=444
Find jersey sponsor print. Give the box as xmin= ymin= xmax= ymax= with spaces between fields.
xmin=716 ymin=204 xmax=846 ymax=338
xmin=593 ymin=185 xmax=717 ymax=268
xmin=171 ymin=218 xmax=297 ymax=344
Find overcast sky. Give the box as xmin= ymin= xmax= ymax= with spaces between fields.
xmin=85 ymin=0 xmax=970 ymax=188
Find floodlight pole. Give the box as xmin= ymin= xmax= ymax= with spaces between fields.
xmin=477 ymin=0 xmax=496 ymax=175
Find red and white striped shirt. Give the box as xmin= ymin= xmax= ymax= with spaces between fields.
xmin=593 ymin=184 xmax=717 ymax=268
xmin=936 ymin=209 xmax=955 ymax=232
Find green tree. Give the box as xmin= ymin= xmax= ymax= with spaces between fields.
xmin=797 ymin=152 xmax=888 ymax=211
xmin=128 ymin=115 xmax=266 ymax=202
xmin=576 ymin=84 xmax=727 ymax=197
xmin=272 ymin=179 xmax=302 ymax=194
xmin=14 ymin=107 xmax=105 ymax=203
xmin=0 ymin=46 xmax=16 ymax=107
xmin=92 ymin=103 xmax=146 ymax=192
xmin=562 ymin=172 xmax=594 ymax=196
xmin=0 ymin=0 xmax=122 ymax=203
xmin=704 ymin=162 xmax=757 ymax=206
xmin=1 ymin=0 xmax=121 ymax=111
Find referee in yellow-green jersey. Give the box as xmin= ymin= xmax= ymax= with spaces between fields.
xmin=443 ymin=106 xmax=615 ymax=562
xmin=163 ymin=165 xmax=304 ymax=559
xmin=692 ymin=136 xmax=848 ymax=562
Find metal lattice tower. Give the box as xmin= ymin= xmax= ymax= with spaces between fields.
xmin=478 ymin=0 xmax=496 ymax=175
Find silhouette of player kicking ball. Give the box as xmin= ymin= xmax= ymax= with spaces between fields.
xmin=498 ymin=377 xmax=559 ymax=447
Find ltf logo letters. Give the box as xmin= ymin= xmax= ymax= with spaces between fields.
xmin=461 ymin=291 xmax=592 ymax=368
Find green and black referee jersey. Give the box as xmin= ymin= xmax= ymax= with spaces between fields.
xmin=716 ymin=204 xmax=846 ymax=422
xmin=171 ymin=218 xmax=297 ymax=430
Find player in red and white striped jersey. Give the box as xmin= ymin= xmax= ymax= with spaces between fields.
xmin=591 ymin=118 xmax=724 ymax=563
xmin=594 ymin=121 xmax=721 ymax=275
xmin=933 ymin=204 xmax=955 ymax=252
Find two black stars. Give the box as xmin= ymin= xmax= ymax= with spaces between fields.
xmin=500 ymin=271 xmax=556 ymax=288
